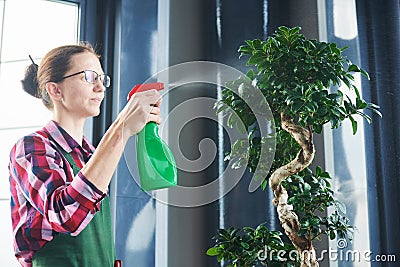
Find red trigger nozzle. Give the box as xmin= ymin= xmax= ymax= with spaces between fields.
xmin=127 ymin=82 xmax=165 ymax=101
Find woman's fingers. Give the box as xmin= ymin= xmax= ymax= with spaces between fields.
xmin=149 ymin=106 xmax=161 ymax=115
xmin=121 ymin=89 xmax=163 ymax=135
xmin=144 ymin=105 xmax=162 ymax=124
xmin=147 ymin=113 xmax=162 ymax=125
xmin=139 ymin=89 xmax=162 ymax=106
xmin=153 ymin=93 xmax=163 ymax=107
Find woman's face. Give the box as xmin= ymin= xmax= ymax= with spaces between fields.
xmin=57 ymin=52 xmax=106 ymax=119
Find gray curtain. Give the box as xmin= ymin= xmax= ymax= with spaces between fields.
xmin=356 ymin=0 xmax=400 ymax=265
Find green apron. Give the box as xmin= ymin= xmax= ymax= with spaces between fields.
xmin=32 ymin=147 xmax=116 ymax=267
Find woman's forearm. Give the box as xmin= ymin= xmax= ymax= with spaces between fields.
xmin=80 ymin=117 xmax=128 ymax=192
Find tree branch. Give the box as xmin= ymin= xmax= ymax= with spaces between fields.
xmin=269 ymin=112 xmax=318 ymax=267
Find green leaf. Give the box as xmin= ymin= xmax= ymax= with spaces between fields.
xmin=245 ymin=40 xmax=253 ymax=47
xmin=304 ymin=182 xmax=311 ymax=192
xmin=291 ymin=101 xmax=304 ymax=113
xmin=311 ymin=217 xmax=321 ymax=226
xmin=367 ymin=103 xmax=382 ymax=117
xmin=246 ymin=69 xmax=255 ymax=80
xmin=216 ymin=103 xmax=228 ymax=114
xmin=261 ymin=179 xmax=268 ymax=190
xmin=217 ymin=254 xmax=224 ymax=262
xmin=238 ymin=45 xmax=253 ymax=55
xmin=313 ymin=124 xmax=323 ymax=134
xmin=349 ymin=115 xmax=357 ymax=135
xmin=253 ymin=39 xmax=263 ymax=49
xmin=206 ymin=247 xmax=221 ymax=256
xmin=319 ymin=171 xmax=331 ymax=178
xmin=241 ymin=242 xmax=250 ymax=249
xmin=227 ymin=113 xmax=236 ymax=128
xmin=347 ymin=64 xmax=361 ymax=73
xmin=360 ymin=68 xmax=370 ymax=80
xmin=356 ymin=111 xmax=372 ymax=124
xmin=315 ymin=166 xmax=322 ymax=176
xmin=330 ymin=230 xmax=336 ymax=240
xmin=351 ymin=85 xmax=362 ymax=100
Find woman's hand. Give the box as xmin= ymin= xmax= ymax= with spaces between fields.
xmin=80 ymin=90 xmax=162 ymax=192
xmin=118 ymin=89 xmax=162 ymax=136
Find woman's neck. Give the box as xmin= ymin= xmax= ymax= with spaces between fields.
xmin=53 ymin=116 xmax=85 ymax=146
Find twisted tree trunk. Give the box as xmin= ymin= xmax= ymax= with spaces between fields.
xmin=269 ymin=113 xmax=318 ymax=267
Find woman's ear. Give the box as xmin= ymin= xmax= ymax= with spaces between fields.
xmin=45 ymin=82 xmax=63 ymax=102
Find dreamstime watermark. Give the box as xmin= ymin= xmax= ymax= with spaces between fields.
xmin=257 ymin=238 xmax=397 ymax=263
xmin=123 ymin=61 xmax=276 ymax=207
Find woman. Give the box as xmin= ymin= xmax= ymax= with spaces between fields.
xmin=8 ymin=43 xmax=162 ymax=266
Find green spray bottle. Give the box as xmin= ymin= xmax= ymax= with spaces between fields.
xmin=127 ymin=82 xmax=178 ymax=191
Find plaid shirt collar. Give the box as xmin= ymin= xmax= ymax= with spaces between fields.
xmin=44 ymin=120 xmax=94 ymax=154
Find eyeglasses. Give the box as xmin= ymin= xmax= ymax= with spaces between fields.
xmin=60 ymin=70 xmax=111 ymax=88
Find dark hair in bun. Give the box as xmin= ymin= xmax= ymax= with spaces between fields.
xmin=21 ymin=42 xmax=99 ymax=109
xmin=21 ymin=62 xmax=40 ymax=98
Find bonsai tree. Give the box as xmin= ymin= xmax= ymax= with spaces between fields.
xmin=207 ymin=26 xmax=380 ymax=267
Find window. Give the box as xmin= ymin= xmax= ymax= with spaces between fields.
xmin=320 ymin=0 xmax=371 ymax=266
xmin=0 ymin=0 xmax=79 ymax=265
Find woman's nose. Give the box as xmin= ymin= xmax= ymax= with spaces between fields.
xmin=94 ymin=80 xmax=106 ymax=92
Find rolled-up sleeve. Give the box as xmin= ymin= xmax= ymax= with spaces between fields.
xmin=68 ymin=172 xmax=105 ymax=210
xmin=11 ymin=134 xmax=105 ymax=235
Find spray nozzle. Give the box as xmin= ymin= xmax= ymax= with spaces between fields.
xmin=127 ymin=82 xmax=165 ymax=101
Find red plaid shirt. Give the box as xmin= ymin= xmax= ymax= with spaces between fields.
xmin=8 ymin=120 xmax=106 ymax=267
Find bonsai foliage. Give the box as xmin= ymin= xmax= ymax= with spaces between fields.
xmin=207 ymin=26 xmax=380 ymax=267
xmin=207 ymin=225 xmax=299 ymax=267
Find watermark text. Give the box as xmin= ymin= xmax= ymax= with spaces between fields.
xmin=257 ymin=239 xmax=397 ymax=263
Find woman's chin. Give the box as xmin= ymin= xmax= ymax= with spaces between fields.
xmin=87 ymin=108 xmax=101 ymax=118
xmin=93 ymin=110 xmax=101 ymax=117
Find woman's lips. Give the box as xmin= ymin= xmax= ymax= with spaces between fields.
xmin=91 ymin=97 xmax=103 ymax=103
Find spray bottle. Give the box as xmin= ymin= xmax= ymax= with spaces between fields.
xmin=127 ymin=82 xmax=178 ymax=191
